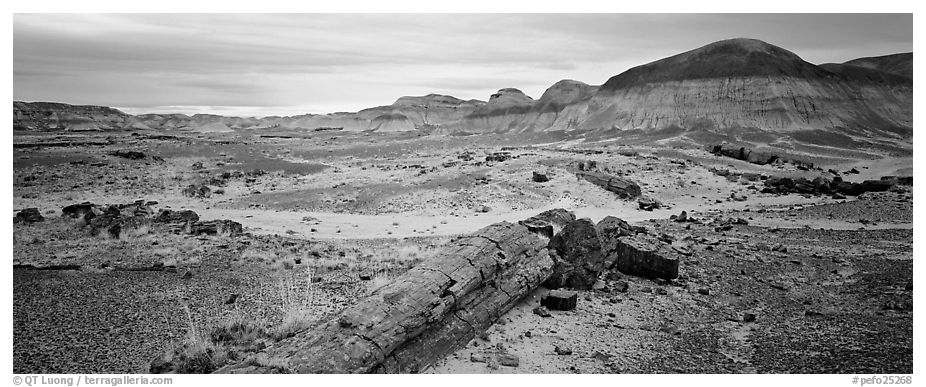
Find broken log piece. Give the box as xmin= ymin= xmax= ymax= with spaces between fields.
xmin=187 ymin=220 xmax=243 ymax=236
xmin=541 ymin=290 xmax=578 ymax=311
xmin=611 ymin=234 xmax=681 ymax=280
xmin=576 ymin=171 xmax=641 ymax=199
xmin=215 ymin=221 xmax=554 ymax=374
xmin=154 ymin=209 xmax=199 ymax=224
xmin=518 ymin=208 xmax=576 ymax=238
xmin=544 ymin=218 xmax=604 ymax=290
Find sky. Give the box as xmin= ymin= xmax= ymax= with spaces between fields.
xmin=13 ymin=13 xmax=913 ymax=117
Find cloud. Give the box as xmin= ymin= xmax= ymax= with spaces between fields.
xmin=13 ymin=13 xmax=913 ymax=116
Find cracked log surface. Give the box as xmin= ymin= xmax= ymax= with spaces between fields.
xmin=215 ymin=221 xmax=553 ymax=374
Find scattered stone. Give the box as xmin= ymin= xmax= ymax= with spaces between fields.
xmin=225 ymin=294 xmax=239 ymax=304
xmin=485 ymin=152 xmax=512 ymax=163
xmin=470 ymin=353 xmax=485 ymax=363
xmin=613 ymin=280 xmax=629 ymax=293
xmin=554 ymin=345 xmax=573 ymax=355
xmin=182 ymin=184 xmax=212 ymax=198
xmin=743 ymin=312 xmax=757 ymax=323
xmin=638 ymin=196 xmax=662 ymax=211
xmin=181 ymin=270 xmax=193 ymax=280
xmin=697 ymin=288 xmax=710 ymax=296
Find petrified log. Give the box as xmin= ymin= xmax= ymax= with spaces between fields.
xmin=710 ymin=144 xmax=780 ymax=165
xmin=216 ymin=221 xmax=554 ymax=374
xmin=596 ymin=216 xmax=642 ymax=268
xmin=541 ymin=290 xmax=578 ymax=311
xmin=611 ymin=234 xmax=681 ymax=280
xmin=62 ymin=202 xmax=97 ymax=218
xmin=187 ymin=220 xmax=242 ymax=236
xmin=576 ymin=171 xmax=641 ymax=199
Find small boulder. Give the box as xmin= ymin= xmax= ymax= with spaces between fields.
xmin=532 ymin=171 xmax=549 ymax=183
xmin=532 ymin=306 xmax=552 ymax=317
xmin=497 ymin=353 xmax=519 ymax=368
xmin=638 ymin=196 xmax=661 ymax=211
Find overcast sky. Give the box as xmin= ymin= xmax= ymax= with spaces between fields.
xmin=13 ymin=14 xmax=913 ymax=117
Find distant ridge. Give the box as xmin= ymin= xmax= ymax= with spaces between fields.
xmin=843 ymin=52 xmax=913 ymax=79
xmin=13 ymin=38 xmax=913 ymax=150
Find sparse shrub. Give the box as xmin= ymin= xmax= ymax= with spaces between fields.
xmin=241 ymin=248 xmax=277 ymax=264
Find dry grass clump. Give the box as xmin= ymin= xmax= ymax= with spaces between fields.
xmin=151 ymin=270 xmax=320 ymax=373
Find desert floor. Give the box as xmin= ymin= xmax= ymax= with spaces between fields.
xmin=12 ymin=129 xmax=913 ymax=373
